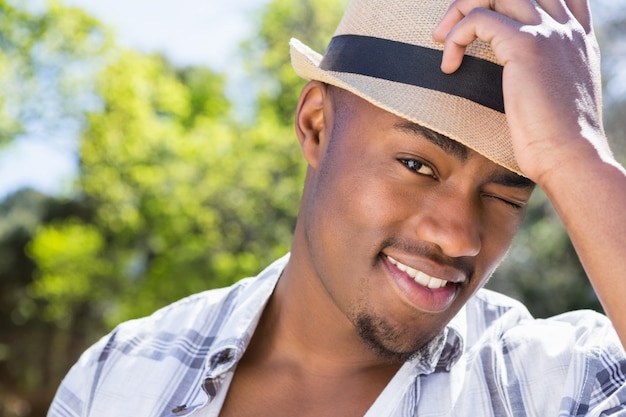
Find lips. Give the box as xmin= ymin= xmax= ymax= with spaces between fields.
xmin=383 ymin=254 xmax=460 ymax=313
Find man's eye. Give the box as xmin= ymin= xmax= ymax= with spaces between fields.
xmin=493 ymin=196 xmax=525 ymax=210
xmin=400 ymin=159 xmax=435 ymax=177
xmin=484 ymin=194 xmax=525 ymax=210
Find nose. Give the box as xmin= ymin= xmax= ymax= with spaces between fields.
xmin=414 ymin=189 xmax=482 ymax=258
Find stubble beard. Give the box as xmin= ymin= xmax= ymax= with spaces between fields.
xmin=355 ymin=313 xmax=446 ymax=364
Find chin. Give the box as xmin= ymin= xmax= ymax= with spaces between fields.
xmin=355 ymin=313 xmax=447 ymax=363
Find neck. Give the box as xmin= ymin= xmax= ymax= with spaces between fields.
xmin=247 ymin=225 xmax=401 ymax=375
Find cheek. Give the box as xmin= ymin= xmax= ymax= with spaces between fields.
xmin=314 ymin=158 xmax=392 ymax=235
xmin=304 ymin=159 xmax=395 ymax=295
xmin=477 ymin=211 xmax=525 ymax=278
xmin=302 ymin=171 xmax=385 ymax=322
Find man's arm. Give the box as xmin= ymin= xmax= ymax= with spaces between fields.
xmin=434 ymin=0 xmax=626 ymax=349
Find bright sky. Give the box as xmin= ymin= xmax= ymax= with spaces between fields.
xmin=62 ymin=0 xmax=269 ymax=69
xmin=0 ymin=0 xmax=268 ymax=198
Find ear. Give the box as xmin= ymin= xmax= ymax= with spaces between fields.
xmin=295 ymin=81 xmax=330 ymax=169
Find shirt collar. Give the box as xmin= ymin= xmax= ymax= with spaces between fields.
xmin=435 ymin=306 xmax=466 ymax=372
xmin=204 ymin=254 xmax=287 ymax=377
xmin=203 ymin=253 xmax=467 ymax=377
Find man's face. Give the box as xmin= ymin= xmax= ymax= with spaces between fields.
xmin=299 ymin=85 xmax=534 ymax=362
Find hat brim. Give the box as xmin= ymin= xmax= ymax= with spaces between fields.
xmin=290 ymin=38 xmax=521 ymax=176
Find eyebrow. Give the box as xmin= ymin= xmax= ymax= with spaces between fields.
xmin=394 ymin=121 xmax=469 ymax=162
xmin=487 ymin=172 xmax=535 ymax=189
xmin=394 ymin=120 xmax=535 ymax=189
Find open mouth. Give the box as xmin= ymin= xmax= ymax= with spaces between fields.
xmin=386 ymin=255 xmax=448 ymax=288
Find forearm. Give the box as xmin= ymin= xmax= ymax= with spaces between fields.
xmin=541 ymin=150 xmax=626 ymax=348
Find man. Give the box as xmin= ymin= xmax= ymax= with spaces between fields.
xmin=48 ymin=0 xmax=626 ymax=416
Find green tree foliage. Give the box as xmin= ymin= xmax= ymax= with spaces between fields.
xmin=596 ymin=9 xmax=626 ymax=164
xmin=3 ymin=1 xmax=336 ymax=412
xmin=29 ymin=220 xmax=110 ymax=323
xmin=27 ymin=0 xmax=348 ymax=331
xmin=605 ymin=100 xmax=626 ymax=165
xmin=28 ymin=49 xmax=304 ymax=327
xmin=0 ymin=2 xmax=110 ymax=413
xmin=0 ymin=0 xmax=111 ymax=146
xmin=243 ymin=0 xmax=348 ymax=124
xmin=0 ymin=189 xmax=93 ymax=416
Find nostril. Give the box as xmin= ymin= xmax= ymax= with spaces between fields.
xmin=415 ymin=216 xmax=481 ymax=258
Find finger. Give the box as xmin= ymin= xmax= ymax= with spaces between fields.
xmin=439 ymin=8 xmax=521 ymax=73
xmin=433 ymin=3 xmax=466 ymax=43
xmin=434 ymin=0 xmax=540 ymax=42
xmin=534 ymin=0 xmax=570 ymax=23
xmin=563 ymin=0 xmax=593 ymax=33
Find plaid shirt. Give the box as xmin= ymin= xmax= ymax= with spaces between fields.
xmin=48 ymin=254 xmax=626 ymax=416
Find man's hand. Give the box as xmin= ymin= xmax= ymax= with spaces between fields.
xmin=434 ymin=0 xmax=626 ymax=350
xmin=433 ymin=0 xmax=611 ymax=185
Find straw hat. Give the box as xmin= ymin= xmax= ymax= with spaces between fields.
xmin=290 ymin=0 xmax=521 ymax=175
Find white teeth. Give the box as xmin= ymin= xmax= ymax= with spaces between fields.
xmin=387 ymin=256 xmax=448 ymax=289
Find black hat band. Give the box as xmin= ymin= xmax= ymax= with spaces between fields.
xmin=320 ymin=34 xmax=505 ymax=113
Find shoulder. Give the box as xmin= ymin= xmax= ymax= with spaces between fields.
xmin=48 ymin=278 xmax=256 ymax=416
xmin=461 ymin=288 xmax=533 ymax=342
xmin=82 ymin=277 xmax=256 ymax=367
xmin=467 ymin=288 xmax=623 ymax=357
xmin=49 ymin=255 xmax=288 ymax=416
xmin=471 ymin=289 xmax=619 ymax=350
xmin=91 ymin=277 xmax=259 ymax=369
xmin=86 ymin=254 xmax=288 ymax=359
xmin=465 ymin=289 xmax=626 ymax=414
xmin=112 ymin=277 xmax=253 ymax=343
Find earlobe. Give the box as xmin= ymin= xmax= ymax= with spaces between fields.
xmin=295 ymin=81 xmax=328 ymax=169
